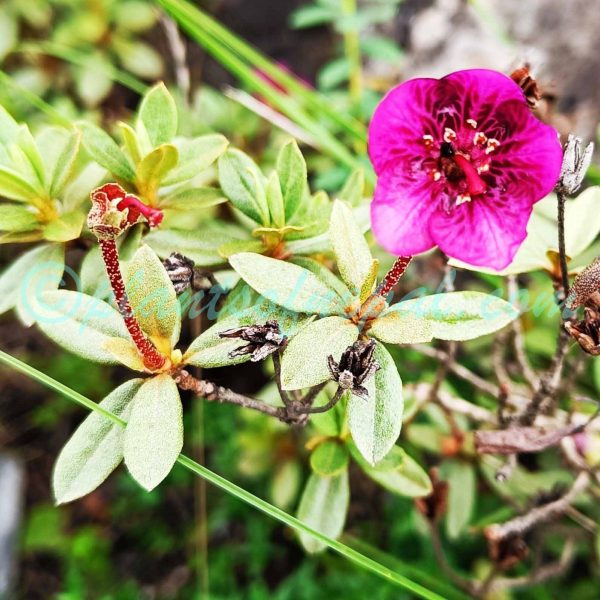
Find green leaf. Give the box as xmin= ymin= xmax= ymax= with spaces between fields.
xmin=0 ymin=204 xmax=39 ymax=232
xmin=79 ymin=122 xmax=135 ymax=181
xmin=348 ymin=342 xmax=403 ymax=465
xmin=135 ymin=144 xmax=178 ymax=190
xmin=16 ymin=125 xmax=46 ymax=188
xmin=310 ymin=440 xmax=349 ymax=476
xmin=297 ymin=471 xmax=349 ymax=554
xmin=359 ymin=259 xmax=379 ymax=303
xmin=218 ymin=149 xmax=269 ymax=224
xmin=277 ymin=139 xmax=307 ymax=221
xmin=290 ymin=256 xmax=353 ymax=301
xmin=230 ymin=252 xmax=346 ymax=316
xmin=161 ymin=187 xmax=227 ymax=211
xmin=74 ymin=54 xmax=113 ymax=106
xmin=0 ymin=165 xmax=40 ymax=201
xmin=317 ymin=57 xmax=350 ymax=90
xmin=138 ymin=82 xmax=178 ymax=147
xmin=388 ymin=292 xmax=518 ymax=341
xmin=125 ymin=245 xmax=181 ymax=349
xmin=266 ymin=171 xmax=285 ymax=228
xmin=564 ymin=186 xmax=600 ymax=258
xmin=36 ymin=291 xmax=130 ymax=363
xmin=53 ymin=379 xmax=143 ymax=504
xmin=290 ymin=4 xmax=336 ymax=28
xmin=442 ymin=460 xmax=476 ymax=539
xmin=184 ymin=300 xmax=308 ymax=367
xmin=118 ymin=40 xmax=163 ymax=79
xmin=145 ymin=223 xmax=246 ymax=267
xmin=124 ymin=374 xmax=183 ymax=491
xmin=49 ymin=130 xmax=82 ymax=197
xmin=329 ymin=199 xmax=372 ymax=294
xmin=42 ymin=210 xmax=85 ymax=242
xmin=352 ymin=444 xmax=432 ymax=498
xmin=361 ymin=36 xmax=403 ymax=61
xmin=339 ymin=169 xmax=365 ymax=206
xmin=0 ymin=11 xmax=17 ymax=61
xmin=280 ymin=316 xmax=359 ymax=390
xmin=162 ymin=134 xmax=229 ymax=186
xmin=0 ymin=244 xmax=63 ymax=319
xmin=368 ymin=311 xmax=433 ymax=345
xmin=119 ymin=121 xmax=143 ymax=165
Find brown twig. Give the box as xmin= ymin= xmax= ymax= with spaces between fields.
xmin=485 ymin=471 xmax=589 ymax=542
xmin=557 ymin=190 xmax=570 ymax=298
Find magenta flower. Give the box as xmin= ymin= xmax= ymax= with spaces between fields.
xmin=368 ymin=69 xmax=563 ymax=269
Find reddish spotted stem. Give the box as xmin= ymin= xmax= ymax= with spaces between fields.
xmin=376 ymin=256 xmax=413 ymax=297
xmin=99 ymin=237 xmax=167 ymax=371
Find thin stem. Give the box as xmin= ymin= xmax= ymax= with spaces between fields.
xmin=99 ymin=238 xmax=166 ymax=371
xmin=376 ymin=256 xmax=413 ymax=297
xmin=298 ymin=387 xmax=344 ymax=414
xmin=273 ymin=351 xmax=293 ymax=408
xmin=0 ymin=348 xmax=445 ymax=600
xmin=557 ymin=191 xmax=570 ymax=297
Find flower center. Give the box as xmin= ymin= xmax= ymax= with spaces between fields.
xmin=422 ymin=121 xmax=500 ymax=209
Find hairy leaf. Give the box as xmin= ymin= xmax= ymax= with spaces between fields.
xmin=124 ymin=375 xmax=183 ymax=491
xmin=368 ymin=311 xmax=433 ymax=345
xmin=277 ymin=139 xmax=307 ymax=221
xmin=310 ymin=440 xmax=349 ymax=477
xmin=53 ymin=379 xmax=143 ymax=504
xmin=348 ymin=342 xmax=403 ymax=465
xmin=138 ymin=82 xmax=178 ymax=147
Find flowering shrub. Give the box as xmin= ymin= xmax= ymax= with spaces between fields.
xmin=1 ymin=19 xmax=599 ymax=595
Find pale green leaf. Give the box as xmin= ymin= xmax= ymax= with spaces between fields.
xmin=564 ymin=186 xmax=600 ymax=258
xmin=348 ymin=342 xmax=403 ymax=465
xmin=329 ymin=199 xmax=372 ymax=294
xmin=338 ymin=169 xmax=365 ymax=206
xmin=352 ymin=444 xmax=432 ymax=497
xmin=119 ymin=41 xmax=163 ymax=79
xmin=218 ymin=149 xmax=269 ymax=225
xmin=42 ymin=210 xmax=85 ymax=242
xmin=280 ymin=316 xmax=359 ymax=390
xmin=161 ymin=187 xmax=227 ymax=211
xmin=277 ymin=139 xmax=307 ymax=221
xmin=297 ymin=471 xmax=349 ymax=553
xmin=53 ymin=379 xmax=143 ymax=504
xmin=230 ymin=252 xmax=346 ymax=316
xmin=290 ymin=256 xmax=353 ymax=301
xmin=119 ymin=121 xmax=142 ymax=165
xmin=49 ymin=130 xmax=82 ymax=197
xmin=125 ymin=244 xmax=181 ymax=349
xmin=388 ymin=292 xmax=518 ymax=341
xmin=0 ymin=11 xmax=17 ymax=61
xmin=138 ymin=82 xmax=177 ymax=147
xmin=0 ymin=165 xmax=39 ymax=201
xmin=162 ymin=134 xmax=229 ymax=186
xmin=0 ymin=244 xmax=63 ymax=318
xmin=266 ymin=171 xmax=285 ymax=229
xmin=368 ymin=311 xmax=433 ymax=345
xmin=145 ymin=222 xmax=246 ymax=266
xmin=36 ymin=290 xmax=130 ymax=363
xmin=79 ymin=121 xmax=135 ymax=181
xmin=0 ymin=204 xmax=39 ymax=232
xmin=135 ymin=144 xmax=178 ymax=189
xmin=310 ymin=440 xmax=349 ymax=477
xmin=124 ymin=375 xmax=183 ymax=491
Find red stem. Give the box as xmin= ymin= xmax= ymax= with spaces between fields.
xmin=99 ymin=238 xmax=166 ymax=371
xmin=377 ymin=256 xmax=413 ymax=297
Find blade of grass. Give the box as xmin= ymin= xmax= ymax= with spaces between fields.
xmin=0 ymin=347 xmax=443 ymax=600
xmin=0 ymin=70 xmax=73 ymax=128
xmin=156 ymin=0 xmax=373 ymax=181
xmin=157 ymin=0 xmax=367 ymax=144
xmin=20 ymin=42 xmax=149 ymax=96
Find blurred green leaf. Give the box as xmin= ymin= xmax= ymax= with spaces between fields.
xmin=297 ymin=470 xmax=350 ymax=553
xmin=0 ymin=204 xmax=39 ymax=232
xmin=441 ymin=459 xmax=476 ymax=539
xmin=49 ymin=130 xmax=81 ymax=197
xmin=310 ymin=440 xmax=349 ymax=476
xmin=43 ymin=210 xmax=85 ymax=242
xmin=277 ymin=139 xmax=307 ymax=221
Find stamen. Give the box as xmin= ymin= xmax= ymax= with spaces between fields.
xmin=466 ymin=118 xmax=478 ymax=129
xmin=477 ymin=163 xmax=490 ymax=174
xmin=456 ymin=194 xmax=472 ymax=206
xmin=486 ymin=138 xmax=500 ymax=154
xmin=431 ymin=170 xmax=442 ymax=181
xmin=422 ymin=134 xmax=434 ymax=148
xmin=443 ymin=128 xmax=457 ymax=143
xmin=474 ymin=132 xmax=487 ymax=145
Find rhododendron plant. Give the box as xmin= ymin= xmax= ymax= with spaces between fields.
xmin=368 ymin=69 xmax=563 ymax=269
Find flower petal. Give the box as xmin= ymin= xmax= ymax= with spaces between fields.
xmin=429 ymin=189 xmax=532 ymax=270
xmin=368 ymin=77 xmax=442 ymax=175
xmin=371 ymin=166 xmax=439 ymax=256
